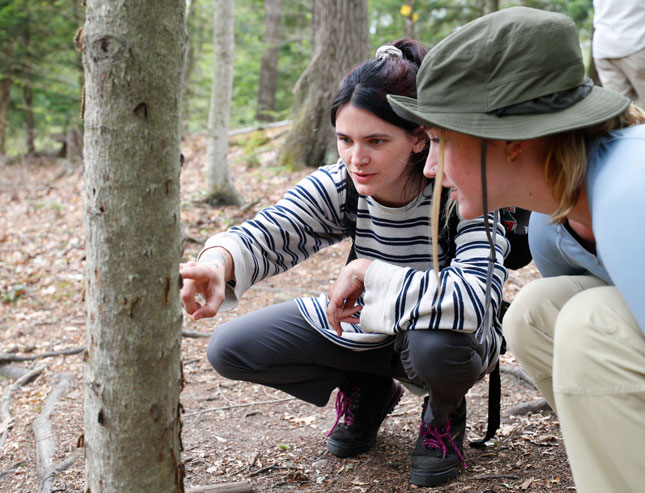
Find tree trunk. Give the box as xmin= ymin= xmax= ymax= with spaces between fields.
xmin=484 ymin=0 xmax=499 ymax=15
xmin=205 ymin=0 xmax=242 ymax=205
xmin=23 ymin=84 xmax=35 ymax=155
xmin=256 ymin=0 xmax=283 ymax=122
xmin=0 ymin=77 xmax=12 ymax=163
xmin=182 ymin=0 xmax=197 ymax=131
xmin=404 ymin=0 xmax=415 ymax=38
xmin=23 ymin=9 xmax=35 ymax=155
xmin=82 ymin=1 xmax=186 ymax=491
xmin=276 ymin=0 xmax=368 ymax=170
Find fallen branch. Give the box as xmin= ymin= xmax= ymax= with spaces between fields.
xmin=0 ymin=459 xmax=26 ymax=480
xmin=470 ymin=473 xmax=520 ymax=480
xmin=507 ymin=398 xmax=551 ymax=416
xmin=38 ymin=452 xmax=79 ymax=493
xmin=0 ymin=347 xmax=84 ymax=364
xmin=249 ymin=463 xmax=302 ymax=477
xmin=184 ymin=396 xmax=296 ymax=418
xmin=0 ymin=364 xmax=47 ymax=450
xmin=33 ymin=372 xmax=75 ymax=493
xmin=182 ymin=330 xmax=211 ymax=338
xmin=185 ymin=482 xmax=252 ymax=493
xmin=500 ymin=365 xmax=536 ymax=389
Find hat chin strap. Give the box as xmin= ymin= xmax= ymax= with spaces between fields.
xmin=476 ymin=139 xmax=499 ymax=346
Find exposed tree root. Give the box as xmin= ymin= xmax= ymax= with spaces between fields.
xmin=33 ymin=372 xmax=75 ymax=493
xmin=0 ymin=364 xmax=47 ymax=450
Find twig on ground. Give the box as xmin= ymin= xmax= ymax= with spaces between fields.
xmin=470 ymin=473 xmax=520 ymax=480
xmin=507 ymin=398 xmax=552 ymax=416
xmin=0 ymin=364 xmax=47 ymax=450
xmin=249 ymin=463 xmax=302 ymax=477
xmin=185 ymin=481 xmax=253 ymax=493
xmin=33 ymin=372 xmax=75 ymax=493
xmin=216 ymin=383 xmax=237 ymax=407
xmin=0 ymin=459 xmax=27 ymax=480
xmin=0 ymin=347 xmax=84 ymax=364
xmin=507 ymin=274 xmax=527 ymax=288
xmin=182 ymin=330 xmax=211 ymax=338
xmin=183 ymin=396 xmax=296 ymax=418
xmin=500 ymin=365 xmax=536 ymax=389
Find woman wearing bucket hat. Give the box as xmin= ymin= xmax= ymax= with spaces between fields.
xmin=388 ymin=6 xmax=645 ymax=492
xmin=182 ymin=39 xmax=510 ymax=488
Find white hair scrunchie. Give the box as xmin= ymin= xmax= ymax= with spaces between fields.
xmin=375 ymin=45 xmax=403 ymax=60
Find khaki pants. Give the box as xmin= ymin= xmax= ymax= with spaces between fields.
xmin=594 ymin=48 xmax=645 ymax=106
xmin=503 ymin=276 xmax=645 ymax=493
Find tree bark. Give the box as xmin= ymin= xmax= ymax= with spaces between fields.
xmin=404 ymin=0 xmax=415 ymax=38
xmin=0 ymin=76 xmax=12 ymax=163
xmin=205 ymin=0 xmax=242 ymax=205
xmin=256 ymin=0 xmax=283 ymax=122
xmin=82 ymin=1 xmax=186 ymax=491
xmin=276 ymin=0 xmax=369 ymax=169
xmin=22 ymin=9 xmax=35 ymax=155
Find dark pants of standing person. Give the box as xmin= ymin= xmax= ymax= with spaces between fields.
xmin=207 ymin=301 xmax=486 ymax=426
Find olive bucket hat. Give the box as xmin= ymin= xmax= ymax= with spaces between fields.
xmin=388 ymin=7 xmax=631 ymax=140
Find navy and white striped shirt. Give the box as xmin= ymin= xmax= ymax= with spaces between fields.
xmin=199 ymin=161 xmax=509 ymax=374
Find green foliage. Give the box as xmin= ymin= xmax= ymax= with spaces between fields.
xmin=0 ymin=0 xmax=82 ymax=156
xmin=0 ymin=0 xmax=594 ymax=159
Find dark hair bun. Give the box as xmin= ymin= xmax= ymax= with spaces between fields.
xmin=392 ymin=38 xmax=427 ymax=68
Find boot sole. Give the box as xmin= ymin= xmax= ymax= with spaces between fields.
xmin=409 ymin=462 xmax=461 ymax=487
xmin=327 ymin=381 xmax=404 ymax=458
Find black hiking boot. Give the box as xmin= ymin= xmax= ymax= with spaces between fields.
xmin=409 ymin=396 xmax=467 ymax=487
xmin=326 ymin=375 xmax=404 ymax=457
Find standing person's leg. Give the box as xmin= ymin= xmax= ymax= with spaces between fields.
xmin=552 ymin=286 xmax=645 ymax=493
xmin=395 ymin=329 xmax=486 ymax=487
xmin=594 ymin=57 xmax=639 ymax=102
xmin=503 ymin=275 xmax=607 ymax=407
xmin=613 ymin=49 xmax=645 ymax=106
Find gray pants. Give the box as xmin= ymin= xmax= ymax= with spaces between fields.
xmin=207 ymin=301 xmax=486 ymax=425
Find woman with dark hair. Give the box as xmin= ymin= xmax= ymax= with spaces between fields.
xmin=181 ymin=39 xmax=508 ymax=487
xmin=386 ymin=8 xmax=645 ymax=492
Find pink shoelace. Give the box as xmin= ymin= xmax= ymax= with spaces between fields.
xmin=326 ymin=389 xmax=356 ymax=437
xmin=419 ymin=420 xmax=468 ymax=469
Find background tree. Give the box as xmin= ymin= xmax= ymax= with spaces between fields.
xmin=256 ymin=0 xmax=284 ymax=122
xmin=0 ymin=0 xmax=597 ymax=163
xmin=205 ymin=0 xmax=242 ymax=205
xmin=276 ymin=0 xmax=369 ymax=170
xmin=81 ymin=1 xmax=186 ymax=490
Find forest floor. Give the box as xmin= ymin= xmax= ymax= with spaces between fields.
xmin=0 ymin=128 xmax=575 ymax=492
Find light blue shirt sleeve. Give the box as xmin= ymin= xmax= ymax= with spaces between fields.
xmin=586 ymin=125 xmax=645 ymax=333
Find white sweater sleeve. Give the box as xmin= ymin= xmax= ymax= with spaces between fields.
xmin=360 ymin=215 xmax=509 ymax=333
xmin=197 ymin=164 xmax=348 ymax=309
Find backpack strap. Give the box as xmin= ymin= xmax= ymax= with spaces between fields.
xmin=470 ymin=300 xmax=510 ymax=448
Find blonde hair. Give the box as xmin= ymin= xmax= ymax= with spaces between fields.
xmin=430 ymin=130 xmax=445 ymax=287
xmin=430 ymin=130 xmax=459 ymax=286
xmin=546 ymin=103 xmax=645 ymax=223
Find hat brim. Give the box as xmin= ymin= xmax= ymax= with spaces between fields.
xmin=387 ymin=86 xmax=631 ymax=140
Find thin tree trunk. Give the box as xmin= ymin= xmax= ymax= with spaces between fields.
xmin=256 ymin=0 xmax=283 ymax=122
xmin=82 ymin=1 xmax=186 ymax=491
xmin=404 ymin=0 xmax=414 ymax=38
xmin=205 ymin=0 xmax=242 ymax=205
xmin=276 ymin=0 xmax=368 ymax=170
xmin=0 ymin=77 xmax=12 ymax=163
xmin=23 ymin=84 xmax=35 ymax=155
xmin=23 ymin=9 xmax=35 ymax=155
xmin=182 ymin=0 xmax=197 ymax=130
